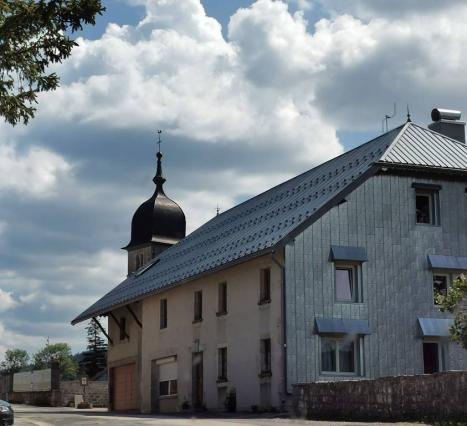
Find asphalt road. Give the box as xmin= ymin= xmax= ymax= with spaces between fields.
xmin=12 ymin=405 xmax=424 ymax=426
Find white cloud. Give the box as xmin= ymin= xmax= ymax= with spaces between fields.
xmin=0 ymin=142 xmax=72 ymax=197
xmin=0 ymin=289 xmax=17 ymax=312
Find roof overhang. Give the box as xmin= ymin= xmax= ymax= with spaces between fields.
xmin=315 ymin=318 xmax=371 ymax=335
xmin=418 ymin=318 xmax=452 ymax=337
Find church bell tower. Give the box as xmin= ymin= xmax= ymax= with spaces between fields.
xmin=123 ymin=132 xmax=186 ymax=274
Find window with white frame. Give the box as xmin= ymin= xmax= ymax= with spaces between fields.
xmin=321 ymin=336 xmax=361 ymax=374
xmin=335 ymin=264 xmax=361 ymax=303
xmin=158 ymin=358 xmax=178 ymax=397
xmin=415 ymin=189 xmax=440 ymax=225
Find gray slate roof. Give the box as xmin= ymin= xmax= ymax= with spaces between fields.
xmin=72 ymin=122 xmax=467 ymax=324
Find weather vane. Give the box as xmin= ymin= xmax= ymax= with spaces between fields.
xmin=157 ymin=130 xmax=162 ymax=153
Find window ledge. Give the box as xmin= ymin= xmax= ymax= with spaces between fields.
xmin=258 ymin=371 xmax=272 ymax=379
xmin=258 ymin=299 xmax=271 ymax=306
xmin=216 ymin=311 xmax=228 ymax=317
xmin=192 ymin=318 xmax=203 ymax=324
xmin=159 ymin=394 xmax=178 ymax=400
xmin=216 ymin=377 xmax=228 ymax=383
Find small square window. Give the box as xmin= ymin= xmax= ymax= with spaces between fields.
xmin=321 ymin=337 xmax=360 ymax=374
xmin=416 ymin=190 xmax=439 ymax=225
xmin=335 ymin=265 xmax=360 ymax=303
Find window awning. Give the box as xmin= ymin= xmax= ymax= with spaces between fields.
xmin=427 ymin=254 xmax=467 ymax=270
xmin=315 ymin=318 xmax=371 ymax=335
xmin=330 ymin=245 xmax=368 ymax=262
xmin=418 ymin=318 xmax=452 ymax=337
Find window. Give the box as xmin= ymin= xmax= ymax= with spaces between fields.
xmin=335 ymin=265 xmax=359 ymax=302
xmin=260 ymin=338 xmax=272 ymax=376
xmin=217 ymin=282 xmax=227 ymax=316
xmin=194 ymin=290 xmax=203 ymax=322
xmin=160 ymin=298 xmax=167 ymax=329
xmin=158 ymin=359 xmax=178 ymax=397
xmin=415 ymin=190 xmax=439 ymax=225
xmin=321 ymin=337 xmax=360 ymax=374
xmin=423 ymin=341 xmax=445 ymax=374
xmin=433 ymin=274 xmax=448 ymax=305
xmin=217 ymin=347 xmax=227 ymax=381
xmin=135 ymin=253 xmax=144 ymax=270
xmin=119 ymin=317 xmax=126 ymax=341
xmin=259 ymin=268 xmax=271 ymax=304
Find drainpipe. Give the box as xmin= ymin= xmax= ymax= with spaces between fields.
xmin=271 ymin=251 xmax=289 ymax=399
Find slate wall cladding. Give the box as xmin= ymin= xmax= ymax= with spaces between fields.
xmin=285 ymin=174 xmax=467 ymax=387
xmin=293 ymin=371 xmax=467 ymax=421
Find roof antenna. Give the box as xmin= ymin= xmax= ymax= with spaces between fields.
xmin=382 ymin=102 xmax=397 ymax=133
xmin=215 ymin=204 xmax=221 ymax=216
xmin=157 ymin=129 xmax=162 ymax=153
xmin=406 ymin=104 xmax=412 ymax=122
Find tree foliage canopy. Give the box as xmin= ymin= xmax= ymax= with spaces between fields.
xmin=436 ymin=274 xmax=467 ymax=350
xmin=0 ymin=348 xmax=29 ymax=373
xmin=33 ymin=342 xmax=77 ymax=380
xmin=0 ymin=0 xmax=104 ymax=125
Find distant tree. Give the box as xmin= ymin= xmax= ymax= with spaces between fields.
xmin=0 ymin=0 xmax=105 ymax=126
xmin=33 ymin=342 xmax=77 ymax=380
xmin=79 ymin=320 xmax=107 ymax=378
xmin=86 ymin=320 xmax=107 ymax=353
xmin=0 ymin=348 xmax=29 ymax=373
xmin=436 ymin=274 xmax=467 ymax=350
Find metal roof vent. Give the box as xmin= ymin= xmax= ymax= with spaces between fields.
xmin=428 ymin=108 xmax=465 ymax=143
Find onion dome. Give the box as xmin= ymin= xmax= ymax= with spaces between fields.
xmin=123 ymin=151 xmax=186 ymax=250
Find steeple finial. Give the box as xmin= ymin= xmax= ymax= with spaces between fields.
xmin=153 ymin=130 xmax=166 ymax=191
xmin=406 ymin=104 xmax=412 ymax=122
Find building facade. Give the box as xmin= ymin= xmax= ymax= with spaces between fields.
xmin=73 ymin=110 xmax=467 ymax=413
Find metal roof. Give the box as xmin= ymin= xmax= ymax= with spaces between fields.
xmin=418 ymin=318 xmax=452 ymax=337
xmin=315 ymin=318 xmax=371 ymax=335
xmin=72 ymin=123 xmax=467 ymax=325
xmin=380 ymin=123 xmax=467 ymax=169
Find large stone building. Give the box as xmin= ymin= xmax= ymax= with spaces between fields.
xmin=72 ymin=110 xmax=467 ymax=413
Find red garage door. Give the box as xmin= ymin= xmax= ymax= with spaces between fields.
xmin=112 ymin=363 xmax=137 ymax=411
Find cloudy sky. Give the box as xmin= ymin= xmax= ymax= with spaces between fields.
xmin=1 ymin=0 xmax=467 ymax=358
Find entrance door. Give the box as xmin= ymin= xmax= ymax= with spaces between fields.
xmin=112 ymin=363 xmax=137 ymax=411
xmin=192 ymin=352 xmax=203 ymax=409
xmin=423 ymin=342 xmax=439 ymax=374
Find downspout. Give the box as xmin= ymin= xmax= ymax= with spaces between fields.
xmin=271 ymin=250 xmax=289 ymax=398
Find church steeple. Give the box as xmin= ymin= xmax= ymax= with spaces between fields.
xmin=123 ymin=131 xmax=186 ymax=273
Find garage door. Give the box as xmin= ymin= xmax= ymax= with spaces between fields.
xmin=113 ymin=363 xmax=137 ymax=411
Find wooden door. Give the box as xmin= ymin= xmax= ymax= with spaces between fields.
xmin=112 ymin=363 xmax=137 ymax=411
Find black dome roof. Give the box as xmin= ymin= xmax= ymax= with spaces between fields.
xmin=124 ymin=152 xmax=186 ymax=250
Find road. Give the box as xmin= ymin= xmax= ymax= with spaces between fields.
xmin=13 ymin=405 xmax=425 ymax=426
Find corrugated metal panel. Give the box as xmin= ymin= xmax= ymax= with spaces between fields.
xmin=330 ymin=245 xmax=367 ymax=262
xmin=72 ymin=123 xmax=467 ymax=324
xmin=418 ymin=318 xmax=452 ymax=337
xmin=315 ymin=318 xmax=371 ymax=335
xmin=427 ymin=254 xmax=467 ymax=270
xmin=381 ymin=124 xmax=467 ymax=169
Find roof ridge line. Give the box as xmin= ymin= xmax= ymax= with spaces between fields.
xmin=379 ymin=121 xmax=412 ymax=161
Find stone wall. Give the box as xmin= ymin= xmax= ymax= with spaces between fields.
xmin=60 ymin=380 xmax=108 ymax=407
xmin=293 ymin=371 xmax=467 ymax=421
